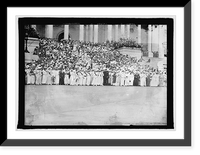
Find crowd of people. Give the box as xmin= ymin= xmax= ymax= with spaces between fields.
xmin=111 ymin=38 xmax=142 ymax=49
xmin=25 ymin=38 xmax=167 ymax=87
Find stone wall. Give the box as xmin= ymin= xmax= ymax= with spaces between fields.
xmin=35 ymin=24 xmax=166 ymax=54
xmin=26 ymin=37 xmax=39 ymax=53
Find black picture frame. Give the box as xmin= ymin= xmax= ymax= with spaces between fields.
xmin=2 ymin=1 xmax=191 ymax=146
xmin=17 ymin=17 xmax=174 ymax=130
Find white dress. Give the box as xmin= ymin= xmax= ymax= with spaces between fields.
xmin=129 ymin=74 xmax=134 ymax=86
xmin=90 ymin=72 xmax=94 ymax=86
xmin=46 ymin=70 xmax=52 ymax=85
xmin=42 ymin=70 xmax=47 ymax=84
xmin=91 ymin=72 xmax=96 ymax=86
xmin=140 ymin=73 xmax=146 ymax=86
xmin=64 ymin=71 xmax=70 ymax=85
xmin=93 ymin=72 xmax=98 ymax=86
xmin=125 ymin=73 xmax=130 ymax=86
xmin=82 ymin=73 xmax=87 ymax=86
xmin=150 ymin=74 xmax=159 ymax=86
xmin=120 ymin=72 xmax=125 ymax=86
xmin=26 ymin=69 xmax=31 ymax=84
xmin=29 ymin=70 xmax=35 ymax=84
xmin=55 ymin=70 xmax=60 ymax=85
xmin=70 ymin=71 xmax=75 ymax=85
xmin=155 ymin=74 xmax=160 ymax=86
xmin=86 ymin=73 xmax=91 ymax=86
xmin=35 ymin=70 xmax=40 ymax=85
xmin=39 ymin=70 xmax=43 ymax=85
xmin=79 ymin=73 xmax=83 ymax=86
xmin=96 ymin=72 xmax=100 ymax=86
xmin=100 ymin=72 xmax=104 ymax=86
xmin=110 ymin=73 xmax=114 ymax=85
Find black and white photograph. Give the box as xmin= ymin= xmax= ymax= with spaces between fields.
xmin=17 ymin=17 xmax=173 ymax=129
xmin=4 ymin=3 xmax=193 ymax=148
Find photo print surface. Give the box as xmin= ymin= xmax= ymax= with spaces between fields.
xmin=18 ymin=17 xmax=174 ymax=129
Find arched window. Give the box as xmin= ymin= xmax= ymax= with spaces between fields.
xmin=58 ymin=32 xmax=64 ymax=41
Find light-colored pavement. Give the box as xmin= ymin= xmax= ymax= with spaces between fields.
xmin=25 ymin=85 xmax=167 ymax=126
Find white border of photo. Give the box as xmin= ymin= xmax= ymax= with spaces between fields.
xmin=7 ymin=7 xmax=184 ymax=139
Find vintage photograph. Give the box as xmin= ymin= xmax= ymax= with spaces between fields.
xmin=19 ymin=18 xmax=172 ymax=128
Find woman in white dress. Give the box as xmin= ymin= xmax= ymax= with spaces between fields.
xmin=120 ymin=71 xmax=125 ymax=86
xmin=140 ymin=72 xmax=147 ymax=87
xmin=64 ymin=69 xmax=70 ymax=85
xmin=38 ymin=69 xmax=42 ymax=85
xmin=91 ymin=71 xmax=96 ymax=86
xmin=129 ymin=72 xmax=134 ymax=86
xmin=94 ymin=71 xmax=99 ymax=86
xmin=115 ymin=71 xmax=120 ymax=86
xmin=90 ymin=71 xmax=94 ymax=86
xmin=82 ymin=71 xmax=87 ymax=86
xmin=70 ymin=69 xmax=74 ymax=85
xmin=29 ymin=69 xmax=34 ymax=84
xmin=42 ymin=69 xmax=47 ymax=84
xmin=86 ymin=71 xmax=91 ymax=86
xmin=100 ymin=71 xmax=104 ymax=86
xmin=125 ymin=72 xmax=130 ymax=86
xmin=163 ymin=72 xmax=167 ymax=86
xmin=154 ymin=73 xmax=160 ymax=86
xmin=55 ymin=69 xmax=60 ymax=85
xmin=46 ymin=69 xmax=52 ymax=85
xmin=50 ymin=69 xmax=55 ymax=85
xmin=26 ymin=69 xmax=31 ymax=85
xmin=73 ymin=70 xmax=78 ymax=86
xmin=150 ymin=72 xmax=159 ymax=86
xmin=78 ymin=72 xmax=83 ymax=86
xmin=96 ymin=71 xmax=100 ymax=86
xmin=158 ymin=72 xmax=165 ymax=87
xmin=98 ymin=71 xmax=102 ymax=86
xmin=109 ymin=72 xmax=113 ymax=86
xmin=35 ymin=69 xmax=40 ymax=85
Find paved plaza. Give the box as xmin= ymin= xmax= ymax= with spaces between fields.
xmin=25 ymin=85 xmax=167 ymax=126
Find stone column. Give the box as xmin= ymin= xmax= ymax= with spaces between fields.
xmin=79 ymin=25 xmax=84 ymax=41
xmin=148 ymin=25 xmax=153 ymax=57
xmin=152 ymin=25 xmax=159 ymax=53
xmin=163 ymin=25 xmax=167 ymax=54
xmin=158 ymin=25 xmax=165 ymax=58
xmin=89 ymin=25 xmax=93 ymax=42
xmin=85 ymin=25 xmax=89 ymax=42
xmin=121 ymin=25 xmax=125 ymax=38
xmin=94 ymin=25 xmax=98 ymax=43
xmin=107 ymin=25 xmax=112 ymax=41
xmin=137 ymin=24 xmax=141 ymax=44
xmin=126 ymin=25 xmax=130 ymax=39
xmin=115 ymin=25 xmax=119 ymax=41
xmin=45 ymin=25 xmax=53 ymax=38
xmin=64 ymin=25 xmax=69 ymax=40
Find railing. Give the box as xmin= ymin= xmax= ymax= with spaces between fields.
xmin=152 ymin=51 xmax=159 ymax=58
xmin=142 ymin=51 xmax=149 ymax=57
xmin=141 ymin=50 xmax=159 ymax=58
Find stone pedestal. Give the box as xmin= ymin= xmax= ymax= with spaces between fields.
xmin=64 ymin=25 xmax=69 ymax=40
xmin=148 ymin=52 xmax=153 ymax=57
xmin=45 ymin=25 xmax=53 ymax=38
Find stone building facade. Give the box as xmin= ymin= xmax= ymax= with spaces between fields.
xmin=34 ymin=24 xmax=167 ymax=58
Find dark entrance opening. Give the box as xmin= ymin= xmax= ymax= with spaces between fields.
xmin=58 ymin=32 xmax=64 ymax=41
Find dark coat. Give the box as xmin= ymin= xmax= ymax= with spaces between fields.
xmin=59 ymin=71 xmax=65 ymax=85
xmin=133 ymin=73 xmax=140 ymax=86
xmin=146 ymin=74 xmax=151 ymax=87
xmin=103 ymin=71 xmax=109 ymax=85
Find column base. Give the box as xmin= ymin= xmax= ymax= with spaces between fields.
xmin=158 ymin=53 xmax=164 ymax=59
xmin=148 ymin=52 xmax=153 ymax=57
